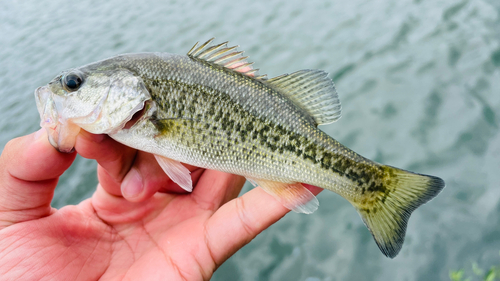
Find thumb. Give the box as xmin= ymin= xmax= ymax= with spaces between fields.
xmin=0 ymin=129 xmax=76 ymax=229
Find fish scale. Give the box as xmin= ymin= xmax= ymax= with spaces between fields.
xmin=34 ymin=38 xmax=445 ymax=258
xmin=139 ymin=67 xmax=349 ymax=190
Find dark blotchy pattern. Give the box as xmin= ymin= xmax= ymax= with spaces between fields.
xmin=115 ymin=55 xmax=391 ymax=205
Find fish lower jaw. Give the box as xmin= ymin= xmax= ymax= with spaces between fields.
xmin=43 ymin=121 xmax=81 ymax=153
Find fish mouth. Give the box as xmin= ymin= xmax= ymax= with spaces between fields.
xmin=35 ymin=86 xmax=80 ymax=153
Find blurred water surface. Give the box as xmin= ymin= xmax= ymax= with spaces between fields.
xmin=1 ymin=0 xmax=499 ymax=280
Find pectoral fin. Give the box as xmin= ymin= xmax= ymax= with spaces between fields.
xmin=249 ymin=178 xmax=319 ymax=214
xmin=154 ymin=155 xmax=193 ymax=192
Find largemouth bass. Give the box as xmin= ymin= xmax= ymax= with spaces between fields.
xmin=34 ymin=38 xmax=444 ymax=258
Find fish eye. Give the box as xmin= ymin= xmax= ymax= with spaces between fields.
xmin=62 ymin=72 xmax=83 ymax=92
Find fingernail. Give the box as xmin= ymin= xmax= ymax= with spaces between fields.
xmin=34 ymin=128 xmax=46 ymax=140
xmin=121 ymin=168 xmax=144 ymax=199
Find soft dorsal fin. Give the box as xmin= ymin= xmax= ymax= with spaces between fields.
xmin=187 ymin=38 xmax=267 ymax=80
xmin=265 ymin=70 xmax=342 ymax=125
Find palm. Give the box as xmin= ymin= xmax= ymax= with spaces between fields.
xmin=0 ymin=131 xmax=303 ymax=281
xmin=89 ymin=168 xmax=243 ymax=280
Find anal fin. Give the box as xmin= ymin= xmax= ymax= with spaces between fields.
xmin=154 ymin=155 xmax=193 ymax=192
xmin=249 ymin=178 xmax=319 ymax=214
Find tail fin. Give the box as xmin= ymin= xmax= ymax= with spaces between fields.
xmin=351 ymin=166 xmax=445 ymax=258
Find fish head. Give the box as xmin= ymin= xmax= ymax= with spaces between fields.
xmin=35 ymin=62 xmax=151 ymax=152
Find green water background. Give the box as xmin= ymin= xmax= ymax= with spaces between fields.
xmin=1 ymin=0 xmax=499 ymax=280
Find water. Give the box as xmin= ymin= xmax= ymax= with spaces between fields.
xmin=1 ymin=0 xmax=499 ymax=280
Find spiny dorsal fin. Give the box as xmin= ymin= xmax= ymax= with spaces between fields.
xmin=266 ymin=70 xmax=342 ymax=125
xmin=187 ymin=38 xmax=267 ymax=79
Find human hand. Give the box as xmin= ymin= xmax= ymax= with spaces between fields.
xmin=0 ymin=129 xmax=321 ymax=280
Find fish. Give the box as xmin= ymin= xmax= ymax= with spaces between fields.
xmin=34 ymin=38 xmax=445 ymax=258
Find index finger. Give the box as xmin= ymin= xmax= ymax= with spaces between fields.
xmin=203 ymin=184 xmax=323 ymax=266
xmin=74 ymin=131 xmax=137 ymax=196
xmin=74 ymin=131 xmax=200 ymax=200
